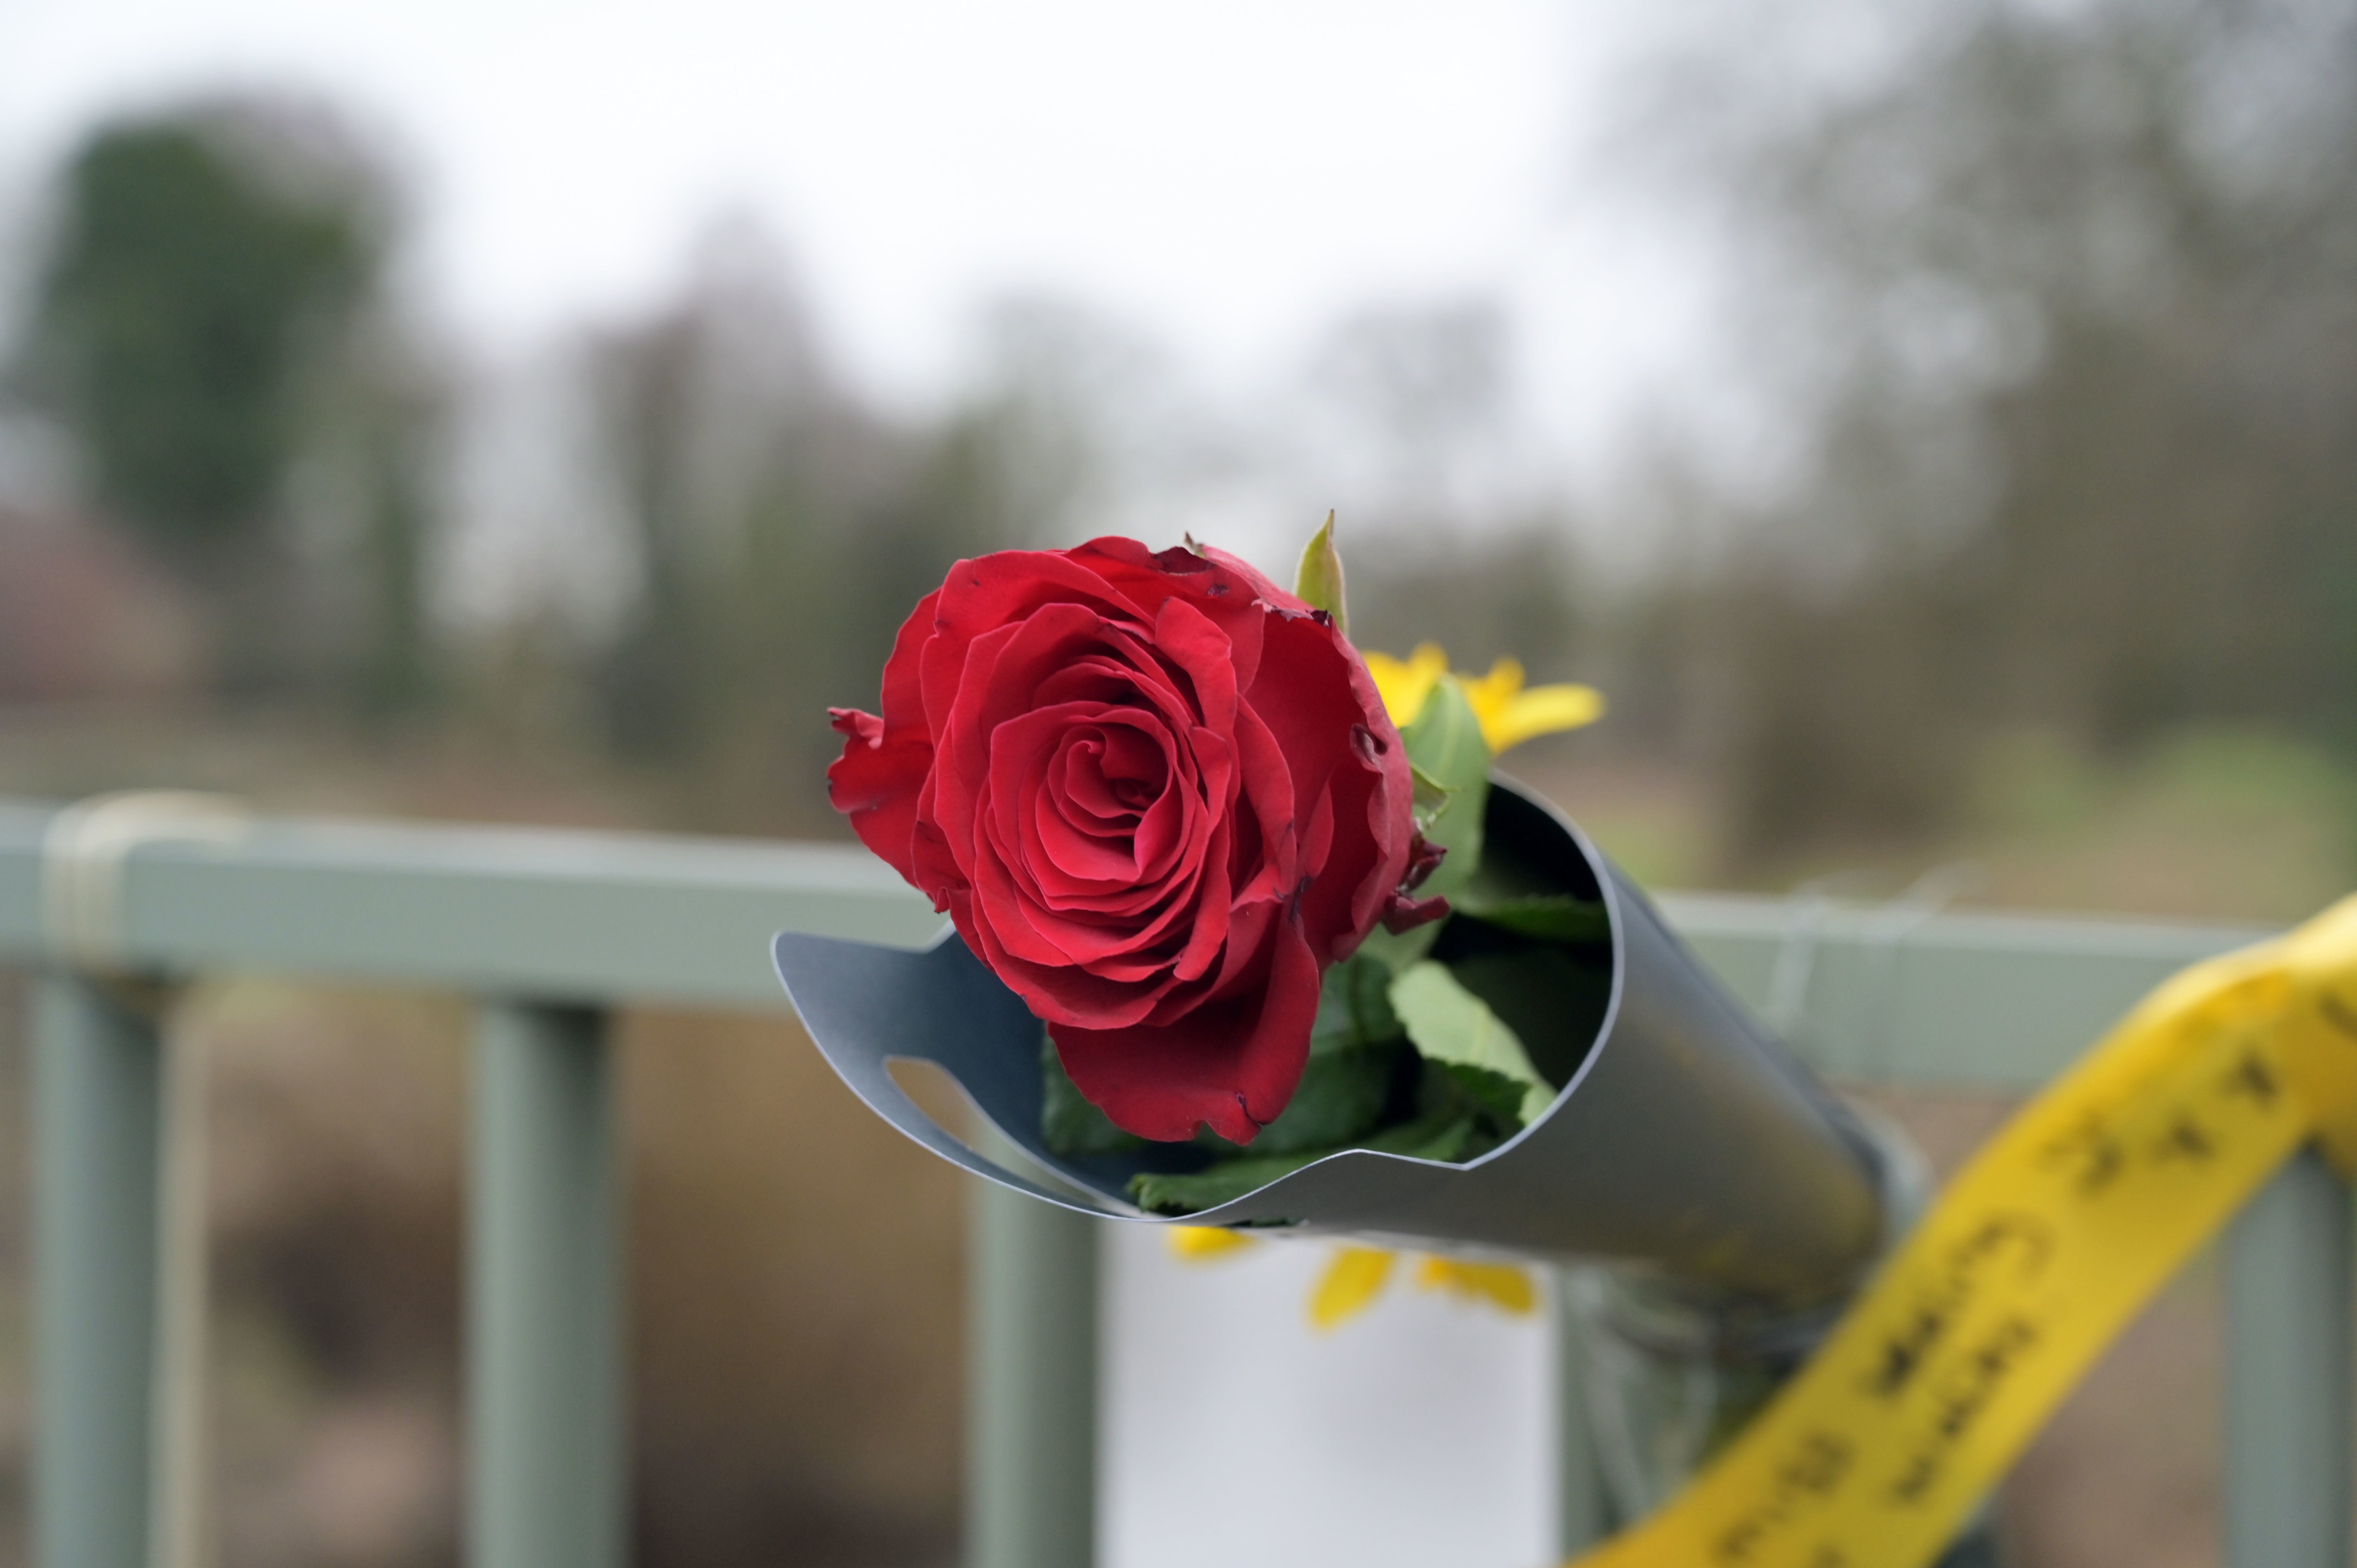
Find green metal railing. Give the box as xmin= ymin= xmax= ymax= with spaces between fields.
xmin=0 ymin=798 xmax=2343 ymax=1568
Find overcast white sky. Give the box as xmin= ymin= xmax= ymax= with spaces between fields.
xmin=0 ymin=0 xmax=1824 ymax=620
xmin=4 ymin=2 xmax=1734 ymax=457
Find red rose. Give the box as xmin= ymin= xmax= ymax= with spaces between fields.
xmin=828 ymin=537 xmax=1419 ymax=1143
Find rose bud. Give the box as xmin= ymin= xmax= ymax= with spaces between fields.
xmin=827 ymin=538 xmax=1415 ymax=1143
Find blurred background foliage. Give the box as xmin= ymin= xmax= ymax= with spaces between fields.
xmin=0 ymin=0 xmax=2351 ymax=1563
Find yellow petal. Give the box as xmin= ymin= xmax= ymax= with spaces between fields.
xmin=1411 ymin=1256 xmax=1538 ymax=1315
xmin=1458 ymin=657 xmax=1527 ymax=726
xmin=1167 ymin=1225 xmax=1258 ymax=1261
xmin=1308 ymin=1246 xmax=1398 ymax=1330
xmin=1361 ymin=643 xmax=1449 ymax=729
xmin=1479 ymin=683 xmax=1606 ymax=754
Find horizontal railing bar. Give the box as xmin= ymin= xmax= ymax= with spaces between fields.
xmin=0 ymin=798 xmax=2272 ymax=1086
xmin=1666 ymin=892 xmax=2271 ymax=1089
xmin=0 ymin=801 xmax=942 ymax=1009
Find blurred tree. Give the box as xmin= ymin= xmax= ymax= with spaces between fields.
xmin=342 ymin=352 xmax=446 ymax=719
xmin=594 ymin=304 xmax=710 ymax=763
xmin=1350 ymin=524 xmax=1585 ymax=681
xmin=1629 ymin=0 xmax=2357 ymax=860
xmin=26 ymin=110 xmax=378 ymax=558
xmin=16 ymin=100 xmax=431 ymax=701
xmin=1300 ymin=298 xmax=1518 ymax=533
xmin=585 ymin=232 xmax=1090 ymax=830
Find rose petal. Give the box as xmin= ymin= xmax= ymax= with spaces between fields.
xmin=1050 ymin=904 xmax=1322 ymax=1142
xmin=1068 ymin=537 xmax=1276 ymax=689
xmin=1150 ymin=595 xmax=1240 ymax=733
xmin=993 ymin=704 xmax=1193 ymax=906
xmin=1223 ymin=703 xmax=1294 ymax=904
xmin=947 ymin=885 xmax=1168 ymax=1030
xmin=836 ymin=538 xmax=1417 ymax=1146
xmin=1246 ymin=612 xmax=1413 ymax=960
xmin=1382 ymin=892 xmax=1451 ymax=934
xmin=930 ymin=618 xmax=1035 ymax=883
xmin=824 ymin=588 xmax=944 ymax=884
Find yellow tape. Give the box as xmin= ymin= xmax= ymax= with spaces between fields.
xmin=1565 ymin=893 xmax=2357 ymax=1568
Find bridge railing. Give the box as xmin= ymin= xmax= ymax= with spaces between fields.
xmin=0 ymin=799 xmax=2338 ymax=1568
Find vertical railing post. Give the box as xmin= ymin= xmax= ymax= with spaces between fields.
xmin=2223 ymin=1148 xmax=2353 ymax=1568
xmin=469 ymin=1002 xmax=623 ymax=1568
xmin=151 ymin=1017 xmax=211 ymax=1568
xmin=33 ymin=974 xmax=162 ymax=1568
xmin=968 ymin=1178 xmax=1097 ymax=1568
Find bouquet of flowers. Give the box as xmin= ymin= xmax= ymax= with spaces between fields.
xmin=788 ymin=516 xmax=1880 ymax=1305
xmin=825 ymin=518 xmax=1606 ymax=1208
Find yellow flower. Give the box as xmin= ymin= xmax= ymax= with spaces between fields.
xmin=1169 ymin=1229 xmax=1537 ymax=1329
xmin=1362 ymin=644 xmax=1451 ymax=731
xmin=1457 ymin=657 xmax=1606 ymax=754
xmin=1411 ymin=1255 xmax=1537 ymax=1314
xmin=1361 ymin=643 xmax=1606 ymax=755
xmin=1305 ymin=1245 xmax=1537 ymax=1329
xmin=1309 ymin=1247 xmax=1398 ymax=1331
xmin=1166 ymin=1225 xmax=1258 ymax=1260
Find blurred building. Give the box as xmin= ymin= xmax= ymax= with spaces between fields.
xmin=0 ymin=507 xmax=204 ymax=705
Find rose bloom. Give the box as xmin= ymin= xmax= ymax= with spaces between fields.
xmin=828 ymin=538 xmax=1426 ymax=1143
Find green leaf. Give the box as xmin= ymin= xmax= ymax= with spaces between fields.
xmin=1409 ymin=761 xmax=1458 ymax=837
xmin=1366 ymin=1108 xmax=1482 ymax=1163
xmin=1127 ymin=1095 xmax=1506 ymax=1216
xmin=1402 ymin=676 xmax=1487 ymax=790
xmin=1131 ymin=1153 xmax=1323 ymax=1215
xmin=1362 ymin=1079 xmax=1528 ymax=1162
xmin=1039 ymin=1036 xmax=1143 ymax=1157
xmin=1224 ymin=1042 xmax=1400 ymax=1156
xmin=1399 ymin=679 xmax=1487 ymax=905
xmin=1428 ymin=1060 xmax=1531 ymax=1131
xmin=1445 ymin=948 xmax=1615 ymax=1089
xmin=1389 ymin=960 xmax=1557 ymax=1125
xmin=1122 ymin=953 xmax=1569 ymax=1217
xmin=1186 ymin=957 xmax=1403 ymax=1157
xmin=1452 ymin=893 xmax=1612 ymax=945
xmin=1293 ymin=510 xmax=1348 ymax=635
xmin=1352 ymin=925 xmax=1419 ymax=973
xmin=1357 ymin=678 xmax=1491 ymax=970
xmin=1311 ymin=952 xmax=1402 ymax=1055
